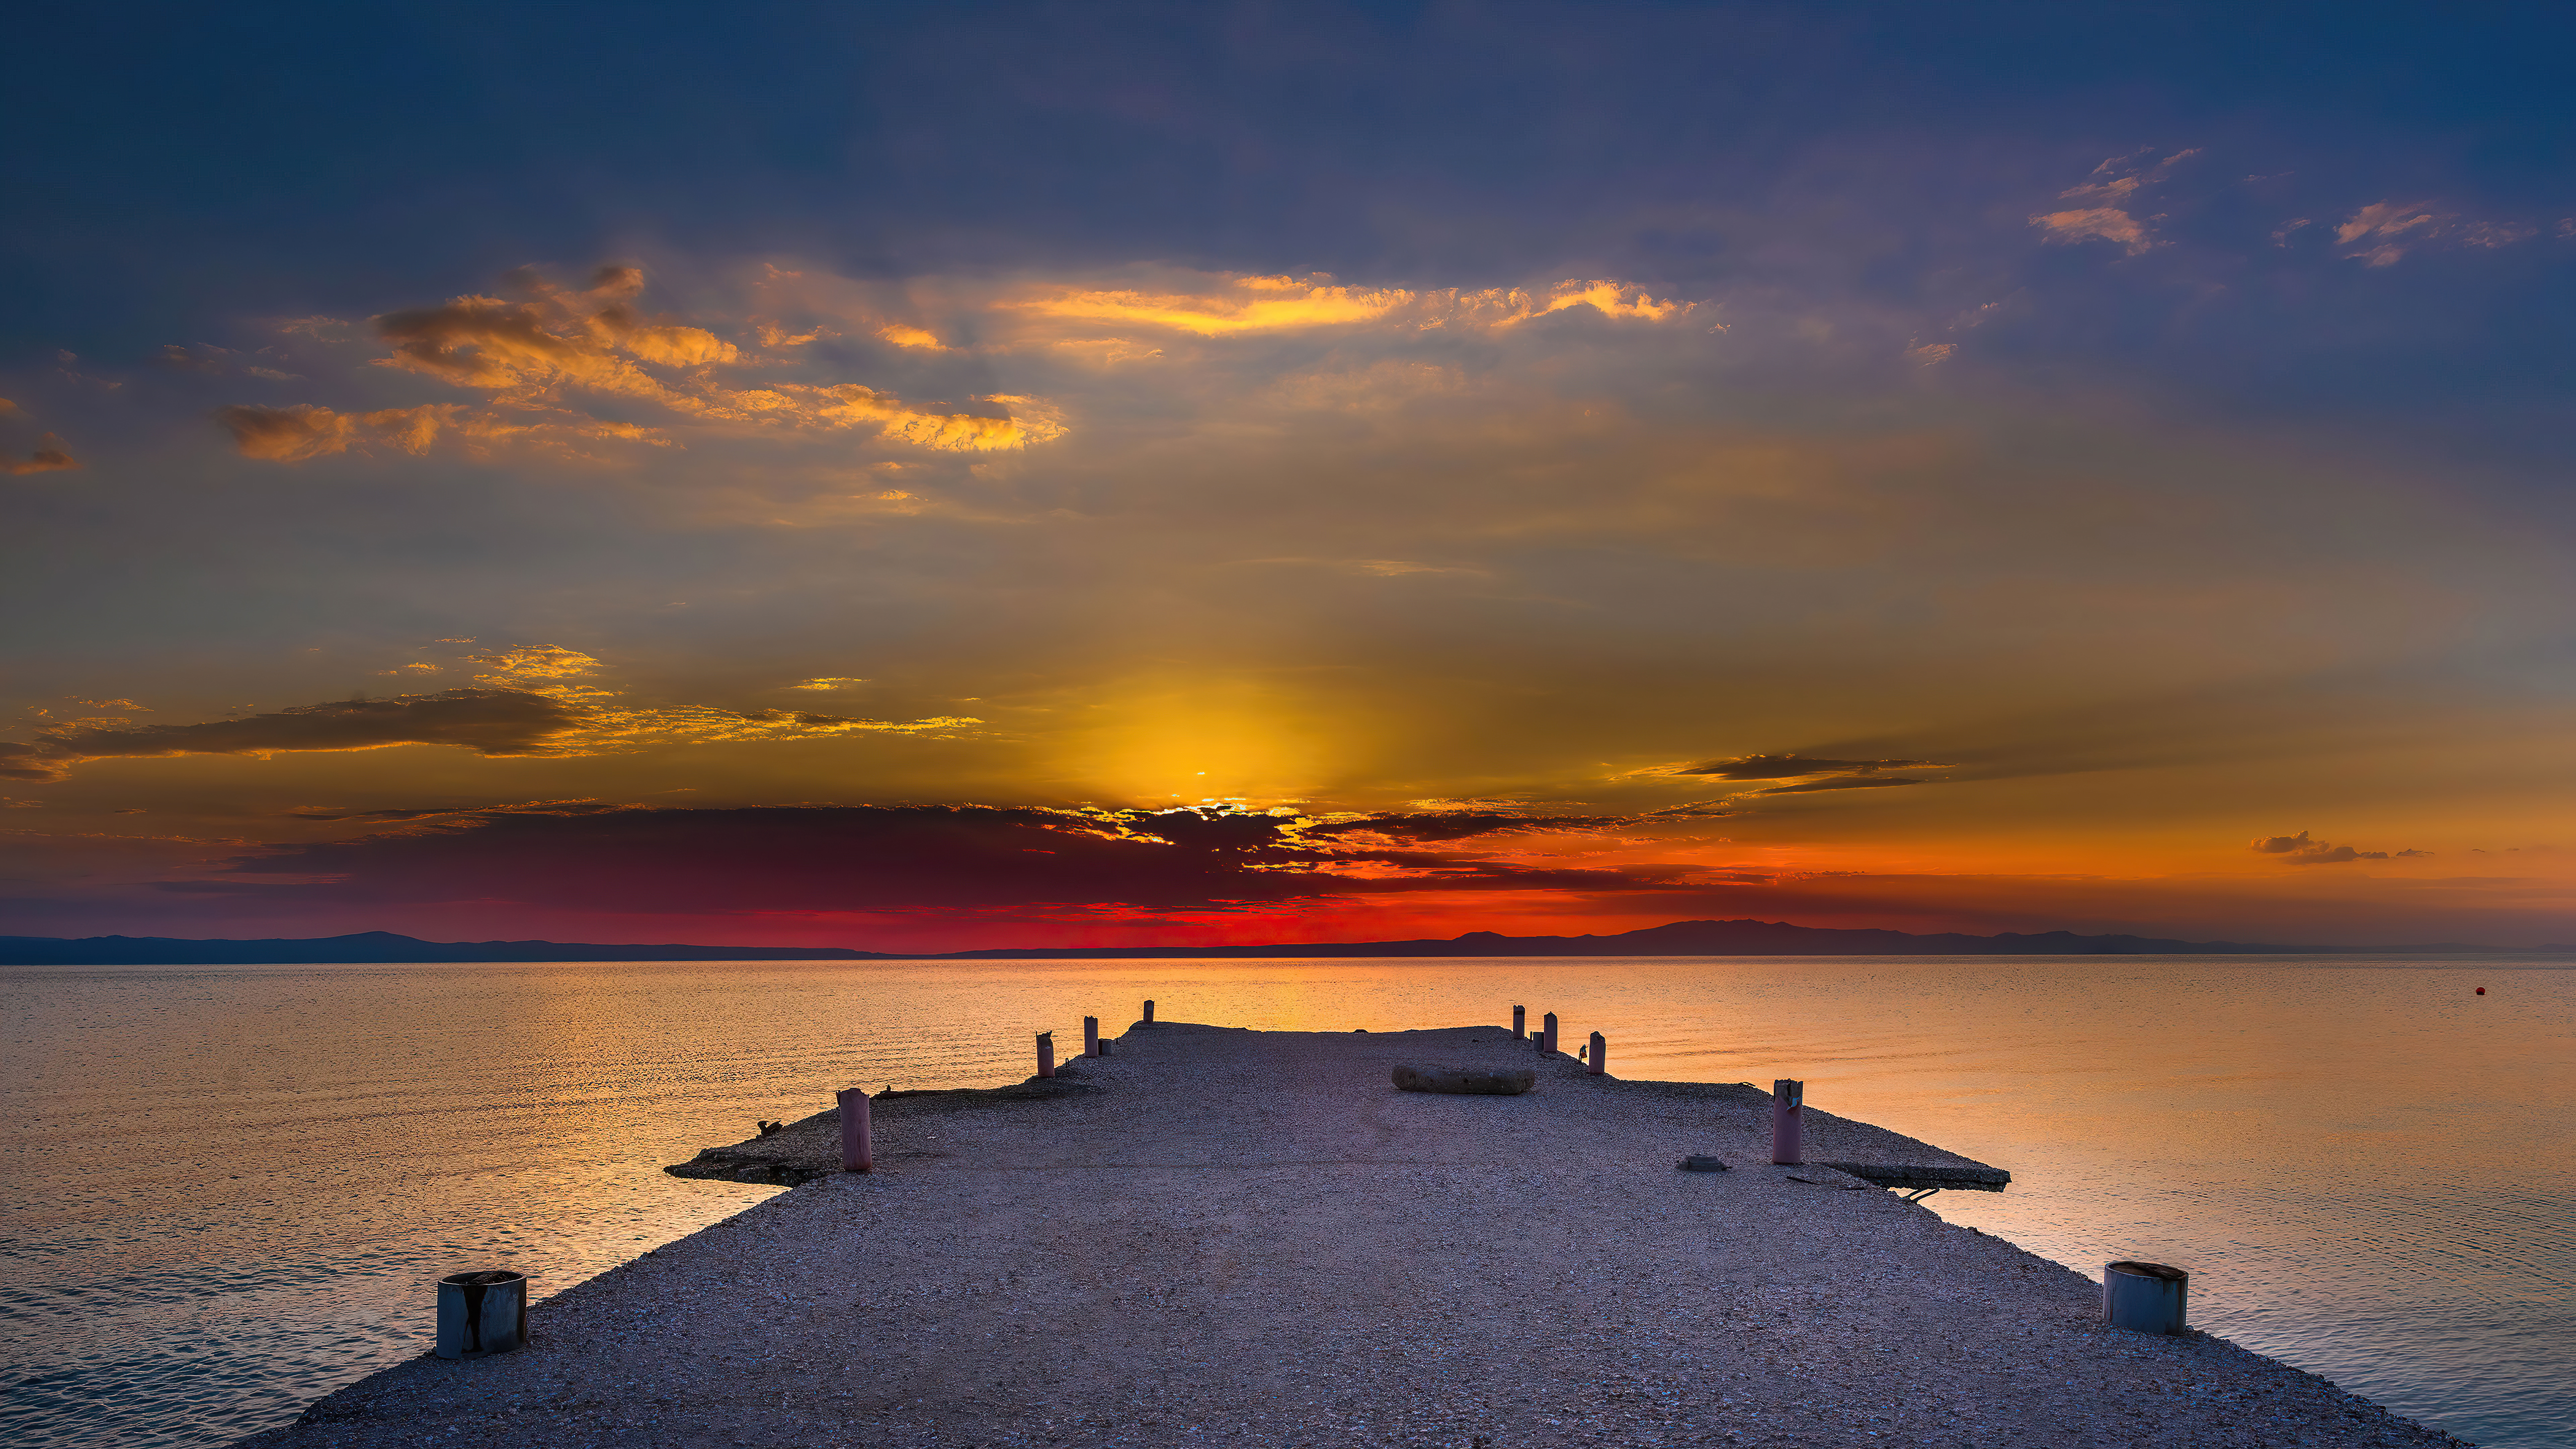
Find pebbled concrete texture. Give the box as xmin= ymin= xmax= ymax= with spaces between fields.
xmin=241 ymin=1023 xmax=2465 ymax=1448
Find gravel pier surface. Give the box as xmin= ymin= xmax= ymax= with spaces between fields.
xmin=243 ymin=1023 xmax=2465 ymax=1448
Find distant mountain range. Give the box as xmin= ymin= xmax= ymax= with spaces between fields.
xmin=0 ymin=931 xmax=876 ymax=965
xmin=0 ymin=918 xmax=2321 ymax=965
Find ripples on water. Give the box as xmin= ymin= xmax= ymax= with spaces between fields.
xmin=0 ymin=956 xmax=2566 ymax=1447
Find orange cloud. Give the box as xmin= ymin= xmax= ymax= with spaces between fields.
xmin=1017 ymin=276 xmax=1415 ymax=334
xmin=2031 ymin=206 xmax=2151 ymax=254
xmin=1012 ymin=273 xmax=1691 ymax=336
xmin=215 ymin=403 xmax=667 ymax=463
xmin=2030 ymin=148 xmax=2197 ymax=256
xmin=230 ymin=265 xmax=1067 ymax=463
xmin=728 ymin=384 xmax=1062 ymax=451
xmin=1516 ymin=279 xmax=1687 ymax=324
xmin=2328 ymin=202 xmax=2538 ymax=267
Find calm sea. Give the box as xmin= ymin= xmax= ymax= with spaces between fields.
xmin=1 ymin=956 xmax=2567 ymax=1447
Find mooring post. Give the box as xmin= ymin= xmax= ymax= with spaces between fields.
xmin=1588 ymin=1031 xmax=1606 ymax=1075
xmin=1772 ymin=1078 xmax=1804 ymax=1164
xmin=1512 ymin=1005 xmax=1526 ymax=1038
xmin=1144 ymin=998 xmax=1156 ymax=1024
xmin=2104 ymin=1261 xmax=2189 ymax=1333
xmin=837 ymin=1087 xmax=873 ymax=1173
xmin=1084 ymin=1015 xmax=1100 ymax=1057
xmin=1542 ymin=1012 xmax=1559 ymax=1055
xmin=1036 ymin=1031 xmax=1055 ymax=1079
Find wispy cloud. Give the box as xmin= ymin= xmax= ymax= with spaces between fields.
xmin=215 ymin=401 xmax=664 ymax=463
xmin=2332 ymin=201 xmax=2538 ymax=267
xmin=2031 ymin=147 xmax=2200 ymax=256
xmin=223 ymin=265 xmax=1066 ymax=466
xmin=0 ymin=646 xmax=981 ymax=782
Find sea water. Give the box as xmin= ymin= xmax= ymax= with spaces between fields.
xmin=1 ymin=955 xmax=2566 ymax=1447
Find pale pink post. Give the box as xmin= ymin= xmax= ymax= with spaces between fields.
xmin=1036 ymin=1031 xmax=1055 ymax=1079
xmin=1772 ymin=1078 xmax=1804 ymax=1164
xmin=1084 ymin=1016 xmax=1100 ymax=1058
xmin=1512 ymin=1005 xmax=1525 ymax=1038
xmin=1588 ymin=1031 xmax=1606 ymax=1076
xmin=837 ymin=1087 xmax=873 ymax=1173
xmin=1542 ymin=1012 xmax=1558 ymax=1055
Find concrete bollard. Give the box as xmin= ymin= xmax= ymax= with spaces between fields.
xmin=1512 ymin=1005 xmax=1525 ymax=1038
xmin=1588 ymin=1031 xmax=1606 ymax=1075
xmin=1144 ymin=998 xmax=1155 ymax=1023
xmin=1036 ymin=1031 xmax=1055 ymax=1079
xmin=1771 ymin=1078 xmax=1803 ymax=1164
xmin=2104 ymin=1261 xmax=2189 ymax=1333
xmin=1542 ymin=1012 xmax=1558 ymax=1055
xmin=435 ymin=1270 xmax=526 ymax=1358
xmin=1084 ymin=1016 xmax=1100 ymax=1058
xmin=837 ymin=1087 xmax=873 ymax=1173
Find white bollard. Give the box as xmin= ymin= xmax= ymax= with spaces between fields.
xmin=1771 ymin=1078 xmax=1803 ymax=1164
xmin=837 ymin=1087 xmax=873 ymax=1173
xmin=2104 ymin=1261 xmax=2189 ymax=1333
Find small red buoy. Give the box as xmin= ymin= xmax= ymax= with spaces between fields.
xmin=2475 ymin=987 xmax=2485 ymax=995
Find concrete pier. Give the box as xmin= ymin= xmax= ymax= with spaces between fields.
xmin=248 ymin=1023 xmax=2452 ymax=1449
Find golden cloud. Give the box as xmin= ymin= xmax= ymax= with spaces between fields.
xmin=622 ymin=325 xmax=741 ymax=367
xmin=1018 ymin=277 xmax=1415 ymax=335
xmin=215 ymin=403 xmax=668 ymax=463
xmin=730 ymin=384 xmax=1062 ymax=451
xmin=228 ymin=265 xmax=1066 ymax=464
xmin=1516 ymin=280 xmax=1686 ymax=324
xmin=1012 ymin=273 xmax=1691 ymax=336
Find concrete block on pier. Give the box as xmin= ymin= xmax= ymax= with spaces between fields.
xmin=1391 ymin=1063 xmax=1538 ymax=1095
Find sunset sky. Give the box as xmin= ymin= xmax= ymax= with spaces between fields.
xmin=6 ymin=5 xmax=2574 ymax=950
